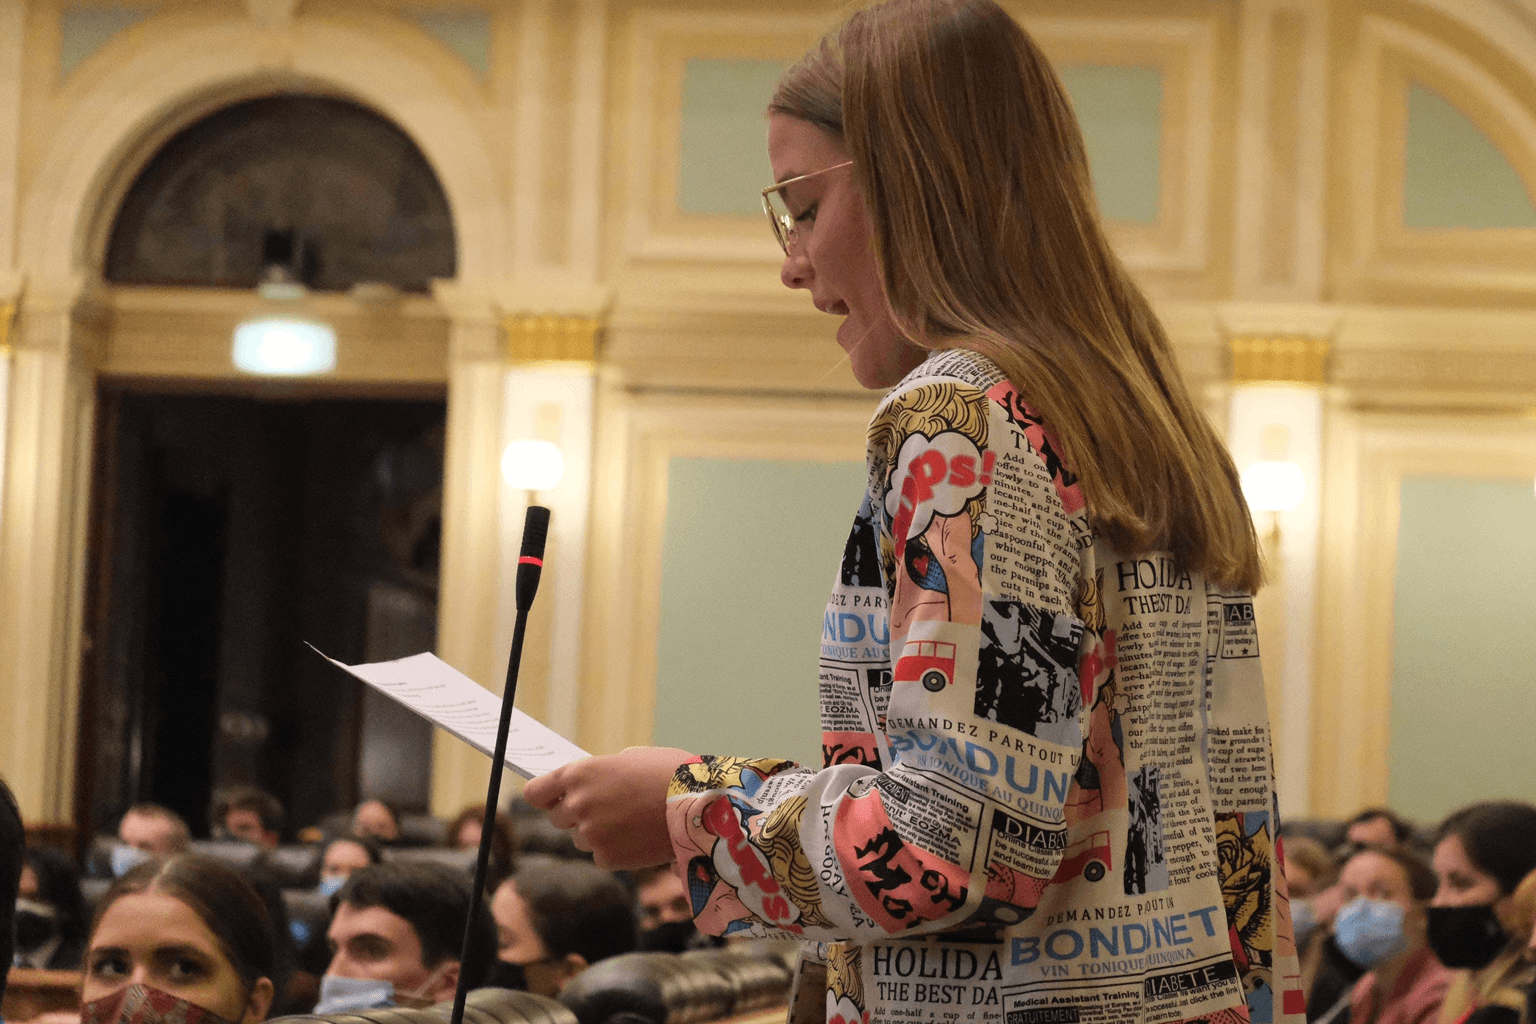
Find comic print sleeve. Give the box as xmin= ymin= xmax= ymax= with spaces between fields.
xmin=663 ymin=353 xmax=1094 ymax=942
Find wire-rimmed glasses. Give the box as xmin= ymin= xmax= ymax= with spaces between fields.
xmin=761 ymin=161 xmax=853 ymax=256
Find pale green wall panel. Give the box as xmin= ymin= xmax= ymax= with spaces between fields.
xmin=1389 ymin=477 xmax=1536 ymax=825
xmin=60 ymin=5 xmax=153 ymax=79
xmin=1405 ymin=83 xmax=1536 ymax=229
xmin=403 ymin=9 xmax=492 ymax=79
xmin=1059 ymin=65 xmax=1162 ymax=225
xmin=654 ymin=457 xmax=867 ymax=767
xmin=678 ymin=59 xmax=786 ymax=216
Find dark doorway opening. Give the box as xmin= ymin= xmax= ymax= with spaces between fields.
xmin=79 ymin=388 xmax=447 ymax=843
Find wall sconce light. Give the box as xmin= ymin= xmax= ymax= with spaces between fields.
xmin=1240 ymin=460 xmax=1305 ymax=513
xmin=501 ymin=439 xmax=564 ymax=492
xmin=1240 ymin=425 xmax=1304 ymax=557
xmin=233 ymin=272 xmax=336 ymax=376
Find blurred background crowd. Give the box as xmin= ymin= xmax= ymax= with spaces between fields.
xmin=8 ymin=780 xmax=1536 ymax=1024
xmin=2 ymin=782 xmax=776 ymax=1024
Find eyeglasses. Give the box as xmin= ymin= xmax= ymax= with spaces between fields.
xmin=761 ymin=161 xmax=854 ymax=256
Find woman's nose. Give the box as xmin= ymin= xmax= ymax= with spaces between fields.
xmin=780 ymin=251 xmax=811 ymax=290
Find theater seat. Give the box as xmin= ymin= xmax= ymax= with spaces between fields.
xmin=271 ymin=984 xmax=577 ymax=1024
xmin=381 ymin=846 xmax=477 ymax=874
xmin=189 ymin=839 xmax=264 ymax=869
xmin=80 ymin=877 xmax=112 ymax=914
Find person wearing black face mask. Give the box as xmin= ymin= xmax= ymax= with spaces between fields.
xmin=489 ymin=857 xmax=637 ymax=998
xmin=633 ymin=864 xmax=722 ymax=954
xmin=14 ymin=845 xmax=90 ymax=969
xmin=1427 ymin=802 xmax=1536 ymax=1024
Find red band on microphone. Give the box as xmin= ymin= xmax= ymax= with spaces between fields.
xmin=518 ymin=556 xmax=543 ymax=567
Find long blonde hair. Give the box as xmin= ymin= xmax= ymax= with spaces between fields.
xmin=772 ymin=0 xmax=1261 ymax=591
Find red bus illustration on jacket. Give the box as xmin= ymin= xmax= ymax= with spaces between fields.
xmin=1052 ymin=830 xmax=1112 ymax=884
xmin=894 ymin=639 xmax=958 ymax=692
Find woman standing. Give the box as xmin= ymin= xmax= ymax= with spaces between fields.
xmin=1429 ymin=802 xmax=1536 ymax=1024
xmin=526 ymin=4 xmax=1300 ymax=1024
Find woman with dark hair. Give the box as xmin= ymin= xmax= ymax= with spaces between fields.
xmin=525 ymin=4 xmax=1298 ymax=1024
xmin=446 ymin=805 xmax=517 ymax=892
xmin=80 ymin=854 xmax=278 ymax=1024
xmin=315 ymin=834 xmax=383 ymax=897
xmin=488 ymin=856 xmax=635 ymax=998
xmin=14 ymin=846 xmax=91 ymax=969
xmin=1429 ymin=801 xmax=1536 ymax=1024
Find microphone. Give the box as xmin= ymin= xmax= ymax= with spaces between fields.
xmin=515 ymin=505 xmax=550 ymax=612
xmin=450 ymin=505 xmax=551 ymax=1024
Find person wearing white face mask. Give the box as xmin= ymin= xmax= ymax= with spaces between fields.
xmin=1312 ymin=847 xmax=1449 ymax=1024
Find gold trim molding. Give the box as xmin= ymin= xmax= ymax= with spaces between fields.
xmin=0 ymin=301 xmax=17 ymax=355
xmin=1229 ymin=335 xmax=1329 ymax=384
xmin=503 ymin=315 xmax=602 ymax=365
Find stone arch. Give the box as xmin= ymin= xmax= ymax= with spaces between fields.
xmin=18 ymin=16 xmax=506 ymax=285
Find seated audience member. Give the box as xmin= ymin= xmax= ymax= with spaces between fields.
xmin=490 ymin=856 xmax=637 ymax=997
xmin=1290 ymin=837 xmax=1356 ymax=1022
xmin=1429 ymin=801 xmax=1536 ymax=1024
xmin=114 ymin=804 xmax=191 ymax=875
xmin=447 ymin=805 xmax=517 ymax=890
xmin=317 ymin=861 xmax=494 ymax=1013
xmin=212 ymin=788 xmax=283 ymax=851
xmin=82 ymin=854 xmax=278 ymax=1024
xmin=1287 ymin=835 xmax=1340 ymax=957
xmin=15 ymin=845 xmax=91 ymax=969
xmin=633 ymin=863 xmax=718 ymax=953
xmin=316 ymin=835 xmax=382 ymax=897
xmin=2 ymin=777 xmax=23 ymax=1007
xmin=1345 ymin=808 xmax=1418 ymax=855
xmin=350 ymin=800 xmax=402 ymax=846
xmin=1322 ymin=846 xmax=1449 ymax=1024
xmin=1289 ymin=835 xmax=1341 ymax=900
xmin=506 ymin=799 xmax=589 ymax=862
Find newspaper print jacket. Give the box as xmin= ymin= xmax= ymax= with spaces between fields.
xmin=666 ymin=349 xmax=1305 ymax=1024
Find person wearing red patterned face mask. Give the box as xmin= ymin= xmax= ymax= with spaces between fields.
xmin=81 ymin=856 xmax=276 ymax=1024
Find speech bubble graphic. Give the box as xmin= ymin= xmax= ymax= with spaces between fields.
xmin=885 ymin=430 xmax=992 ymax=557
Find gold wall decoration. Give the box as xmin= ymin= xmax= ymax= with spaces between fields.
xmin=0 ymin=301 xmax=16 ymax=354
xmin=502 ymin=314 xmax=602 ymax=365
xmin=1229 ymin=335 xmax=1329 ymax=384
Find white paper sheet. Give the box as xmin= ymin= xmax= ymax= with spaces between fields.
xmin=309 ymin=645 xmax=589 ymax=779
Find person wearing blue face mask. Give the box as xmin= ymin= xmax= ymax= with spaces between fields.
xmin=315 ymin=861 xmax=495 ymax=1014
xmin=315 ymin=837 xmax=381 ymax=898
xmin=110 ymin=805 xmax=191 ymax=877
xmin=1315 ymin=847 xmax=1448 ymax=1024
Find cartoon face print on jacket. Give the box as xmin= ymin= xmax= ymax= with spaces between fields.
xmin=667 ymin=756 xmax=810 ymax=939
xmin=870 ymin=383 xmax=991 ymax=634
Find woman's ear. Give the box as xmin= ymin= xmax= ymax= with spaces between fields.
xmin=555 ymin=952 xmax=590 ymax=989
xmin=242 ymin=977 xmax=275 ymax=1024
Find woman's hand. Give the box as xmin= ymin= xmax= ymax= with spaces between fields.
xmin=522 ymin=746 xmax=692 ymax=869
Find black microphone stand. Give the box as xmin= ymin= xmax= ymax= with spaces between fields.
xmin=448 ymin=504 xmax=550 ymax=1024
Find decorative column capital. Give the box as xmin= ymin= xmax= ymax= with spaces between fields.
xmin=0 ymin=301 xmax=16 ymax=357
xmin=1228 ymin=336 xmax=1330 ymax=385
xmin=502 ymin=314 xmax=601 ymax=366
